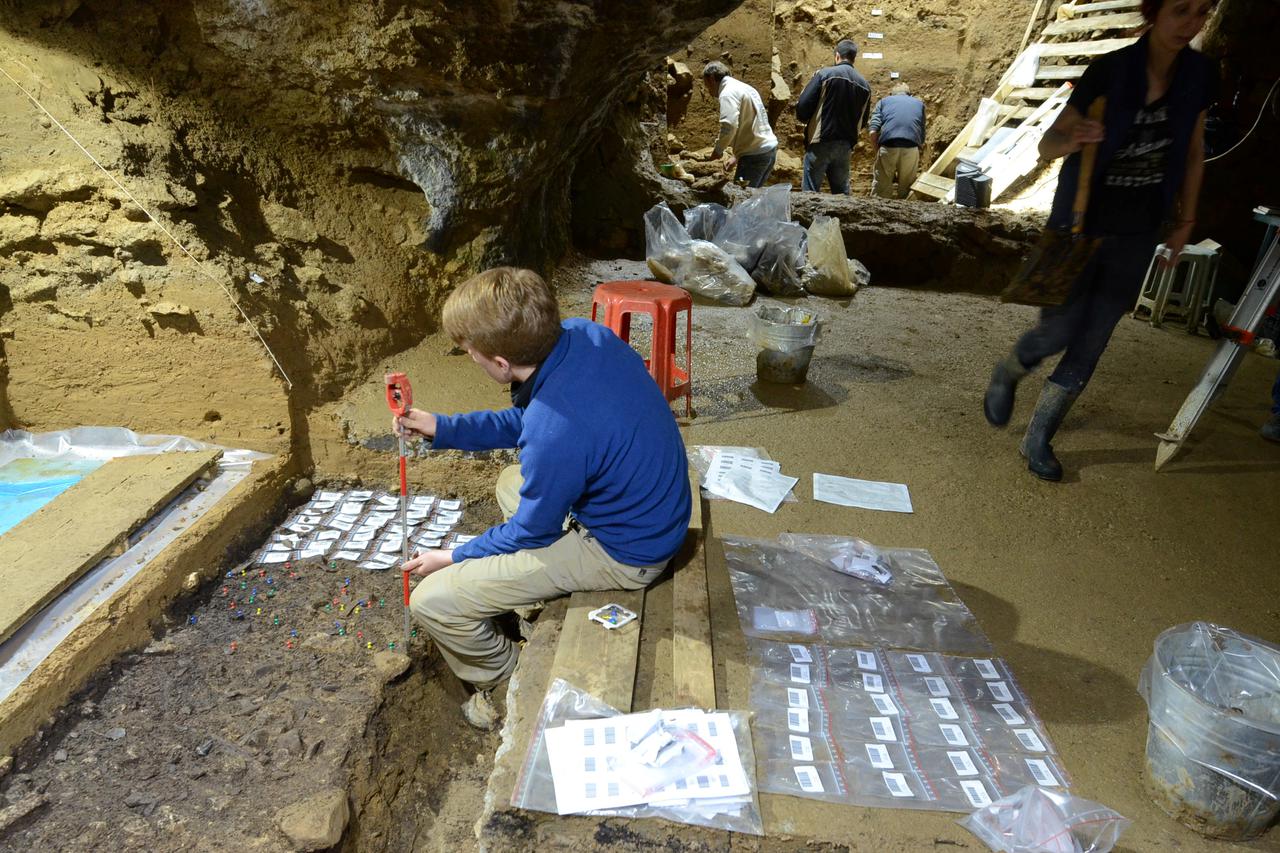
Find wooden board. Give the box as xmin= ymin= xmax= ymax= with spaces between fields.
xmin=1009 ymin=86 xmax=1066 ymax=101
xmin=1041 ymin=11 xmax=1145 ymax=35
xmin=911 ymin=172 xmax=955 ymax=199
xmin=1037 ymin=37 xmax=1138 ymax=58
xmin=671 ymin=475 xmax=714 ymax=709
xmin=1036 ymin=64 xmax=1088 ymax=80
xmin=1058 ymin=0 xmax=1140 ymax=16
xmin=549 ymin=588 xmax=645 ymax=712
xmin=0 ymin=450 xmax=222 ymax=644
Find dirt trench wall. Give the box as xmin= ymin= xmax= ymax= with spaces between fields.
xmin=0 ymin=0 xmax=745 ymax=453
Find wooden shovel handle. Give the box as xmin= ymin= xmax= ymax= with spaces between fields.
xmin=1072 ymin=96 xmax=1106 ymax=235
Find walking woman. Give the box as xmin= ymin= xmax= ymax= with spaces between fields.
xmin=984 ymin=0 xmax=1217 ymax=480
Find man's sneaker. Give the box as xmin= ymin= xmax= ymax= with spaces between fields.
xmin=1262 ymin=413 xmax=1280 ymax=443
xmin=461 ymin=689 xmax=500 ymax=731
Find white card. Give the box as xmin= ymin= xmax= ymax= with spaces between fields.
xmin=314 ymin=530 xmax=341 ymax=541
xmin=930 ymin=698 xmax=958 ymax=720
xmin=794 ymin=765 xmax=824 ymax=793
xmin=863 ymin=673 xmax=884 ymax=693
xmin=790 ymin=664 xmax=811 ymax=684
xmin=317 ymin=490 xmax=344 ymax=501
xmin=348 ymin=490 xmax=373 ymax=500
xmin=870 ymin=716 xmax=895 ymax=742
xmin=947 ymin=751 xmax=979 ymax=776
xmin=868 ymin=32 xmax=883 ymax=38
xmin=883 ymin=772 xmax=913 ymax=797
xmin=989 ymin=681 xmax=1014 ymax=702
xmin=260 ymin=551 xmax=290 ymax=564
xmin=789 ymin=735 xmax=814 ymax=762
xmin=940 ymin=723 xmax=969 ymax=747
xmin=789 ymin=644 xmax=813 ymax=663
xmin=376 ymin=495 xmax=399 ymax=508
xmin=974 ymin=659 xmax=999 ymax=680
xmin=438 ymin=499 xmax=462 ymax=510
xmin=865 ymin=743 xmax=894 ymax=769
xmin=856 ymin=650 xmax=878 ymax=671
xmin=962 ymin=780 xmax=993 ymax=808
xmin=872 ymin=693 xmax=898 ymax=715
xmin=787 ymin=708 xmax=809 ymax=733
xmin=333 ymin=550 xmax=364 ymax=561
xmin=906 ymin=653 xmax=931 ymax=673
xmin=787 ymin=688 xmax=809 ymax=709
xmin=1014 ymin=729 xmax=1046 ymax=752
xmin=924 ymin=676 xmax=950 ymax=697
xmin=993 ymin=703 xmax=1025 ymax=726
xmin=339 ymin=502 xmax=364 ymax=516
xmin=1026 ymin=758 xmax=1058 ymax=786
xmin=863 ymin=52 xmax=884 ymax=59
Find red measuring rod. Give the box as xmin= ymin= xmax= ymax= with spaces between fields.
xmin=385 ymin=372 xmax=415 ymax=641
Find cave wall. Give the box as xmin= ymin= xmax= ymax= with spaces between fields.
xmin=0 ymin=0 xmax=745 ymax=455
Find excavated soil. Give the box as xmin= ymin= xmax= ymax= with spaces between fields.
xmin=0 ymin=489 xmax=502 ymax=853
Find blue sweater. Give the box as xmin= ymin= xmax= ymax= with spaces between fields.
xmin=433 ymin=318 xmax=692 ymax=566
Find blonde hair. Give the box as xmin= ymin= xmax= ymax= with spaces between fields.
xmin=442 ymin=267 xmax=562 ymax=365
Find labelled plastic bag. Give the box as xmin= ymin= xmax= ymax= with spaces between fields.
xmin=777 ymin=533 xmax=893 ymax=585
xmin=645 ymin=203 xmax=756 ymax=305
xmin=848 ymin=258 xmax=871 ymax=289
xmin=959 ymin=786 xmax=1130 ymax=853
xmin=801 ymin=215 xmax=853 ymax=296
xmin=684 ymin=203 xmax=729 ymax=242
xmin=752 ymin=222 xmax=808 ymax=296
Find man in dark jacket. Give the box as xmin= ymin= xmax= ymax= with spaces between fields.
xmin=796 ymin=39 xmax=872 ymax=194
xmin=869 ymin=82 xmax=926 ymax=198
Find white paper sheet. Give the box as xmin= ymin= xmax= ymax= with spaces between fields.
xmin=438 ymin=499 xmax=462 ymax=510
xmin=703 ymin=451 xmax=797 ymax=514
xmin=333 ymin=550 xmax=365 ymax=561
xmin=812 ymin=473 xmax=913 ymax=513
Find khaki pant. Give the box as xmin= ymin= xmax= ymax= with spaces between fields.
xmin=872 ymin=145 xmax=920 ymax=199
xmin=410 ymin=465 xmax=663 ymax=689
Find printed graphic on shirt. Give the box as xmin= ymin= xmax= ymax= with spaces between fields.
xmin=1103 ymin=100 xmax=1172 ymax=189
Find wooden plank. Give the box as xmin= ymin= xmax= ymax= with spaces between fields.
xmin=1058 ymin=0 xmax=1141 ymax=16
xmin=1041 ymin=11 xmax=1145 ymax=35
xmin=0 ymin=450 xmax=221 ymax=644
xmin=997 ymin=105 xmax=1038 ymax=121
xmin=550 ymin=588 xmax=645 ymax=711
xmin=672 ymin=477 xmax=714 ymax=709
xmin=1037 ymin=37 xmax=1138 ymax=58
xmin=1009 ymin=87 xmax=1063 ymax=101
xmin=1036 ymin=64 xmax=1087 ymax=80
xmin=911 ymin=173 xmax=954 ymax=198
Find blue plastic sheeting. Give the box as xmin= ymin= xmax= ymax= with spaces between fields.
xmin=0 ymin=458 xmax=103 ymax=536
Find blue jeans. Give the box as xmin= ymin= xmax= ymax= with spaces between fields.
xmin=1272 ymin=369 xmax=1280 ymax=415
xmin=802 ymin=140 xmax=852 ymax=194
xmin=1013 ymin=235 xmax=1157 ymax=395
xmin=735 ymin=148 xmax=776 ymax=187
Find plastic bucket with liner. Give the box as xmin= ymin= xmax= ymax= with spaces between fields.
xmin=1138 ymin=622 xmax=1280 ymax=841
xmin=751 ymin=305 xmax=821 ymax=384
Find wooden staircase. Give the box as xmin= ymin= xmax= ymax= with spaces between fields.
xmin=912 ymin=0 xmax=1145 ymax=202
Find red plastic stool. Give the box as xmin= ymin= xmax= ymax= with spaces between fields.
xmin=591 ymin=280 xmax=692 ymax=416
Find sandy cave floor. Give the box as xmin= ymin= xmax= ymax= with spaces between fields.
xmin=3 ymin=256 xmax=1280 ymax=851
xmin=327 ymin=256 xmax=1280 ymax=850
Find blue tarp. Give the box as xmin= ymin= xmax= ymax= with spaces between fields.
xmin=0 ymin=459 xmax=102 ymax=536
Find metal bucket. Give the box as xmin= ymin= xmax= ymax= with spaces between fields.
xmin=752 ymin=305 xmax=821 ymax=385
xmin=1139 ymin=623 xmax=1280 ymax=840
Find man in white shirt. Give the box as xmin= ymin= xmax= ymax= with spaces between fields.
xmin=701 ymin=61 xmax=778 ymax=187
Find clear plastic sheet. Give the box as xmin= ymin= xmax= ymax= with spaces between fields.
xmin=0 ymin=428 xmax=268 ymax=704
xmin=644 ymin=203 xmax=755 ymax=306
xmin=1138 ymin=622 xmax=1280 ymax=799
xmin=749 ymin=639 xmax=1067 ymax=812
xmin=722 ymin=535 xmax=991 ymax=654
xmin=959 ymin=786 xmax=1130 ymax=852
xmin=750 ymin=305 xmax=822 ymax=354
xmin=509 ymin=678 xmax=764 ymax=835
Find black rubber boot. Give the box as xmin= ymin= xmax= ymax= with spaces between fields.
xmin=983 ymin=353 xmax=1029 ymax=427
xmin=1019 ymin=381 xmax=1077 ymax=481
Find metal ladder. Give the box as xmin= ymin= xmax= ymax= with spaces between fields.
xmin=1154 ymin=207 xmax=1280 ymax=470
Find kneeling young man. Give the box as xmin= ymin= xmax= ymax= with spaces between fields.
xmin=395 ymin=267 xmax=691 ymax=728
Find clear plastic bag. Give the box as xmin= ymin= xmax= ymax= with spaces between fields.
xmin=609 ymin=715 xmax=719 ymax=797
xmin=777 ymin=532 xmax=893 ymax=585
xmin=752 ymin=222 xmax=808 ymax=296
xmin=644 ymin=202 xmax=693 ymax=285
xmin=509 ymin=678 xmax=764 ymax=835
xmin=848 ymin=257 xmax=871 ymax=289
xmin=1138 ymin=622 xmax=1280 ymax=800
xmin=713 ymin=184 xmax=793 ymax=272
xmin=959 ymin=786 xmax=1130 ymax=853
xmin=644 ymin=203 xmax=756 ymax=305
xmin=722 ymin=535 xmax=991 ymax=654
xmin=684 ymin=203 xmax=729 ymax=242
xmin=802 ymin=215 xmax=854 ymax=296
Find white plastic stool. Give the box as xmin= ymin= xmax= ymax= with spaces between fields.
xmin=1132 ymin=241 xmax=1221 ymax=332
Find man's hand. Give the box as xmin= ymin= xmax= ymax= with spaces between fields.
xmin=723 ymin=154 xmax=737 ymax=174
xmin=403 ymin=548 xmax=454 ymax=578
xmin=393 ymin=407 xmax=436 ymax=440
